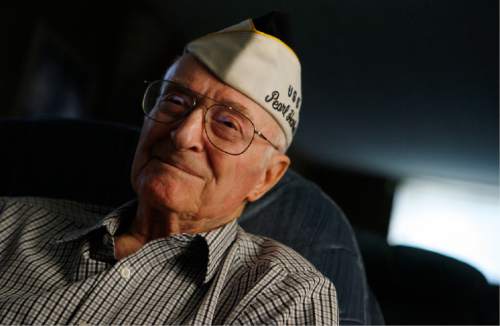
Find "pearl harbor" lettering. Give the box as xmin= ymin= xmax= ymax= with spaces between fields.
xmin=264 ymin=89 xmax=297 ymax=133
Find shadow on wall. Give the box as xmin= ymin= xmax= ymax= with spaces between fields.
xmin=2 ymin=4 xmax=186 ymax=125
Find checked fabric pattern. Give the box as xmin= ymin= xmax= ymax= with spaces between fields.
xmin=0 ymin=197 xmax=338 ymax=325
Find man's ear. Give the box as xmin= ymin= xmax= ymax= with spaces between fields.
xmin=247 ymin=153 xmax=290 ymax=202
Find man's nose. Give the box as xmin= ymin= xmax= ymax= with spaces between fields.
xmin=169 ymin=107 xmax=205 ymax=152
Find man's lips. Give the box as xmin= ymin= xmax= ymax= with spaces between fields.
xmin=152 ymin=155 xmax=203 ymax=179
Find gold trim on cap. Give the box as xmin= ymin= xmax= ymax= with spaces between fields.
xmin=198 ymin=30 xmax=300 ymax=62
xmin=249 ymin=19 xmax=299 ymax=61
xmin=195 ymin=18 xmax=299 ymax=62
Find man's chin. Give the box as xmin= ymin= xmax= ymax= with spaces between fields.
xmin=136 ymin=172 xmax=201 ymax=215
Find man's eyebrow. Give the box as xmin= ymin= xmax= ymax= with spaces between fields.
xmin=167 ymin=78 xmax=255 ymax=120
xmin=221 ymin=100 xmax=253 ymax=118
xmin=167 ymin=79 xmax=193 ymax=92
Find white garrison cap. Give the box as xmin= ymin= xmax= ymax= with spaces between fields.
xmin=186 ymin=13 xmax=301 ymax=149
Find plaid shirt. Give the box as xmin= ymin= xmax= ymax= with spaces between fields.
xmin=0 ymin=197 xmax=338 ymax=325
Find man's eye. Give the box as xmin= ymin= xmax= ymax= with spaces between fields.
xmin=214 ymin=115 xmax=243 ymax=134
xmin=156 ymin=92 xmax=192 ymax=117
xmin=219 ymin=119 xmax=237 ymax=130
xmin=163 ymin=93 xmax=188 ymax=106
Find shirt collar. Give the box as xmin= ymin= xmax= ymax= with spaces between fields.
xmin=198 ymin=220 xmax=238 ymax=283
xmin=54 ymin=200 xmax=136 ymax=244
xmin=55 ymin=199 xmax=238 ymax=284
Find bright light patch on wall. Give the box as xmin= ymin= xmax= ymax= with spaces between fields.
xmin=388 ymin=177 xmax=500 ymax=284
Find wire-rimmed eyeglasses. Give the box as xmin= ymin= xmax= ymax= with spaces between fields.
xmin=142 ymin=80 xmax=280 ymax=155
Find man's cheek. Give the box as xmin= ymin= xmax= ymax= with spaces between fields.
xmin=131 ymin=139 xmax=159 ymax=193
xmin=131 ymin=150 xmax=151 ymax=188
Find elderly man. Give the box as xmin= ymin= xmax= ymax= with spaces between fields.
xmin=0 ymin=14 xmax=338 ymax=325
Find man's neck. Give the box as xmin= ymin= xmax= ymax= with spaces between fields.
xmin=113 ymin=200 xmax=243 ymax=260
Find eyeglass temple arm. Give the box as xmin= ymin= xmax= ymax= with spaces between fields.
xmin=255 ymin=131 xmax=281 ymax=151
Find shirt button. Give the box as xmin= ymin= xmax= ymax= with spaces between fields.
xmin=120 ymin=266 xmax=131 ymax=280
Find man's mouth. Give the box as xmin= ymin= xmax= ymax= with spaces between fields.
xmin=152 ymin=155 xmax=203 ymax=179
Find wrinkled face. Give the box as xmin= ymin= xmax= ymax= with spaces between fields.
xmin=131 ymin=54 xmax=288 ymax=224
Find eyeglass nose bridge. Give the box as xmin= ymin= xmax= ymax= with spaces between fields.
xmin=179 ymin=93 xmax=217 ymax=121
xmin=172 ymin=101 xmax=208 ymax=131
xmin=166 ymin=105 xmax=208 ymax=153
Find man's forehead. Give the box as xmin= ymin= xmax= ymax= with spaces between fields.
xmin=163 ymin=54 xmax=270 ymax=125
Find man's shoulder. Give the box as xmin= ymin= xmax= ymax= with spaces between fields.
xmin=235 ymin=226 xmax=329 ymax=280
xmin=0 ymin=196 xmax=112 ymax=227
xmin=230 ymin=226 xmax=338 ymax=322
